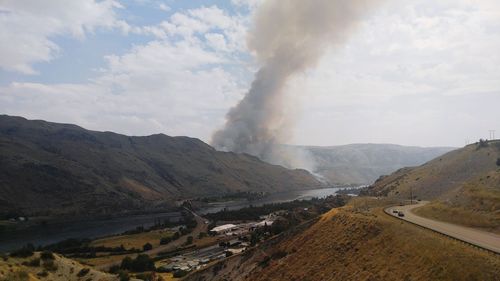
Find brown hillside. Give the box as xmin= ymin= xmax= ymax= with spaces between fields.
xmin=364 ymin=140 xmax=500 ymax=231
xmin=0 ymin=252 xmax=118 ymax=281
xmin=366 ymin=141 xmax=500 ymax=200
xmin=0 ymin=115 xmax=321 ymax=217
xmin=186 ymin=198 xmax=500 ymax=281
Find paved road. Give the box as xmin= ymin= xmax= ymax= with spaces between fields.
xmin=385 ymin=202 xmax=500 ymax=254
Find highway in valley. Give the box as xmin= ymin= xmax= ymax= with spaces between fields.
xmin=385 ymin=202 xmax=500 ymax=254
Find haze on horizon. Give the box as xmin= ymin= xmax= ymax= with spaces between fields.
xmin=0 ymin=0 xmax=499 ymax=148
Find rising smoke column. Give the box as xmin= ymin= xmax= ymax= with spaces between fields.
xmin=212 ymin=0 xmax=380 ymax=164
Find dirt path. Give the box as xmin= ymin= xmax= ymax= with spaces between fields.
xmin=385 ymin=201 xmax=500 ymax=254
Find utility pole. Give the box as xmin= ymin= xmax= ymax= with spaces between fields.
xmin=410 ymin=185 xmax=413 ymax=205
xmin=489 ymin=130 xmax=496 ymax=140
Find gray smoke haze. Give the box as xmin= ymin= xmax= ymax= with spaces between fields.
xmin=212 ymin=0 xmax=381 ymax=169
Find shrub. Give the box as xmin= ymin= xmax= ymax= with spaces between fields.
xmin=0 ymin=270 xmax=29 ymax=281
xmin=259 ymin=256 xmax=271 ymax=268
xmin=198 ymin=232 xmax=207 ymax=239
xmin=117 ymin=270 xmax=130 ymax=281
xmin=135 ymin=272 xmax=154 ymax=281
xmin=173 ymin=269 xmax=188 ymax=278
xmin=109 ymin=265 xmax=120 ymax=274
xmin=186 ymin=236 xmax=193 ymax=245
xmin=159 ymin=237 xmax=171 ymax=245
xmin=42 ymin=260 xmax=58 ymax=272
xmin=120 ymin=254 xmax=155 ymax=272
xmin=77 ymin=268 xmax=90 ymax=277
xmin=142 ymin=243 xmax=152 ymax=252
xmin=37 ymin=271 xmax=48 ymax=277
xmin=40 ymin=251 xmax=55 ymax=260
xmin=10 ymin=244 xmax=35 ymax=258
xmin=23 ymin=257 xmax=40 ymax=267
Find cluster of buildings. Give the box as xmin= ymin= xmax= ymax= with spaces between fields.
xmin=209 ymin=212 xmax=284 ymax=236
xmin=157 ymin=211 xmax=287 ymax=275
xmin=157 ymin=241 xmax=245 ymax=274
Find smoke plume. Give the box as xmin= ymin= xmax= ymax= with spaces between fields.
xmin=212 ymin=0 xmax=380 ymax=167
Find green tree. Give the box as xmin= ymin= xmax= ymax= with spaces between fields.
xmin=142 ymin=242 xmax=152 ymax=252
xmin=160 ymin=237 xmax=172 ymax=245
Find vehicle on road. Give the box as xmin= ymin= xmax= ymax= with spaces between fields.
xmin=398 ymin=211 xmax=405 ymax=217
xmin=392 ymin=210 xmax=398 ymax=214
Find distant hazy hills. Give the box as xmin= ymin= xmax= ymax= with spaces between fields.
xmin=280 ymin=144 xmax=455 ymax=185
xmin=0 ymin=115 xmax=321 ymax=217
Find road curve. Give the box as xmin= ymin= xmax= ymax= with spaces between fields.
xmin=385 ymin=201 xmax=500 ymax=254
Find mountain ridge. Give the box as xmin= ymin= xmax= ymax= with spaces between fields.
xmin=0 ymin=115 xmax=321 ymax=217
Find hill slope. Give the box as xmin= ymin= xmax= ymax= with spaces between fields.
xmin=186 ymin=198 xmax=500 ymax=281
xmin=0 ymin=115 xmax=321 ymax=217
xmin=278 ymin=144 xmax=454 ymax=185
xmin=364 ymin=140 xmax=500 ymax=232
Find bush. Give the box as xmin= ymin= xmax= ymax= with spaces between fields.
xmin=42 ymin=260 xmax=58 ymax=272
xmin=160 ymin=237 xmax=172 ymax=245
xmin=135 ymin=272 xmax=154 ymax=281
xmin=120 ymin=254 xmax=155 ymax=272
xmin=186 ymin=236 xmax=193 ymax=245
xmin=10 ymin=243 xmax=35 ymax=258
xmin=0 ymin=270 xmax=29 ymax=281
xmin=77 ymin=268 xmax=90 ymax=277
xmin=117 ymin=270 xmax=130 ymax=281
xmin=23 ymin=257 xmax=40 ymax=267
xmin=173 ymin=269 xmax=188 ymax=278
xmin=142 ymin=243 xmax=152 ymax=252
xmin=40 ymin=251 xmax=55 ymax=260
xmin=37 ymin=271 xmax=48 ymax=277
xmin=198 ymin=232 xmax=207 ymax=239
xmin=109 ymin=265 xmax=120 ymax=274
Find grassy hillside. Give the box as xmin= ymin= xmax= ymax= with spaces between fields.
xmin=0 ymin=252 xmax=118 ymax=281
xmin=186 ymin=198 xmax=500 ymax=281
xmin=364 ymin=140 xmax=500 ymax=231
xmin=0 ymin=115 xmax=321 ymax=217
xmin=278 ymin=144 xmax=454 ymax=185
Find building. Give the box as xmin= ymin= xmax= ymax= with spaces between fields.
xmin=210 ymin=224 xmax=237 ymax=234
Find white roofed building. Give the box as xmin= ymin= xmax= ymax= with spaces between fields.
xmin=210 ymin=224 xmax=237 ymax=234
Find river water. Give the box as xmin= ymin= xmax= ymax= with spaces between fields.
xmin=0 ymin=187 xmax=344 ymax=252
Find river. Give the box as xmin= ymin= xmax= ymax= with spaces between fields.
xmin=0 ymin=187 xmax=347 ymax=252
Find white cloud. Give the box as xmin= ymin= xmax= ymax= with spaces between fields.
xmin=0 ymin=4 xmax=248 ymax=140
xmin=1 ymin=0 xmax=498 ymax=148
xmin=286 ymin=0 xmax=500 ymax=146
xmin=158 ymin=3 xmax=170 ymax=12
xmin=0 ymin=0 xmax=128 ymax=74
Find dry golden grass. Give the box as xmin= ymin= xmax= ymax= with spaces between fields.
xmin=414 ymin=169 xmax=500 ymax=233
xmin=0 ymin=252 xmax=118 ymax=281
xmin=249 ymin=207 xmax=500 ymax=281
xmin=76 ymin=253 xmax=131 ymax=267
xmin=188 ymin=203 xmax=500 ymax=281
xmin=91 ymin=229 xmax=173 ymax=249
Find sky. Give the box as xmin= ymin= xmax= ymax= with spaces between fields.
xmin=0 ymin=0 xmax=499 ymax=148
